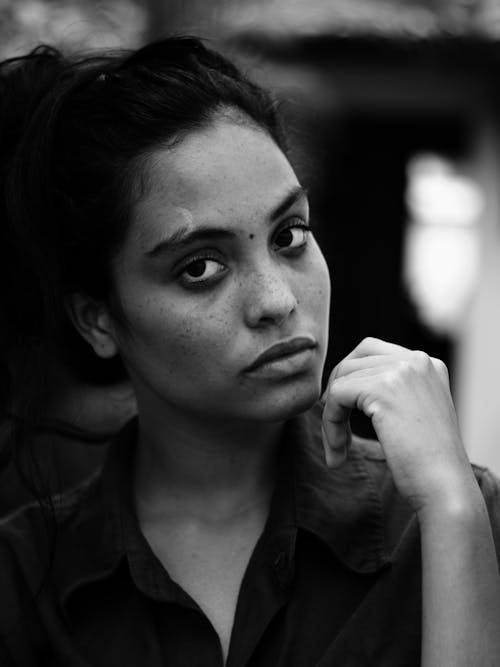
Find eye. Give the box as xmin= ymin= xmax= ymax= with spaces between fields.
xmin=274 ymin=223 xmax=310 ymax=251
xmin=179 ymin=257 xmax=227 ymax=286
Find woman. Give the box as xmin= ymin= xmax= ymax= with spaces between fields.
xmin=0 ymin=36 xmax=499 ymax=666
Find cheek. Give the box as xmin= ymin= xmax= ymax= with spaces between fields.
xmin=121 ymin=292 xmax=236 ymax=368
xmin=301 ymin=250 xmax=331 ymax=312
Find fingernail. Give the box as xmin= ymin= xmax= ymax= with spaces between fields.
xmin=321 ymin=424 xmax=347 ymax=468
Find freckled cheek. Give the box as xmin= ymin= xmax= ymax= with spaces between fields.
xmin=299 ymin=256 xmax=331 ymax=312
xmin=123 ymin=297 xmax=236 ymax=367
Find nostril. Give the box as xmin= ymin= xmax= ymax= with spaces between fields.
xmin=249 ymin=292 xmax=297 ymax=328
xmin=242 ymin=266 xmax=298 ymax=328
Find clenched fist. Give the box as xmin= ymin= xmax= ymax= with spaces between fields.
xmin=322 ymin=337 xmax=476 ymax=516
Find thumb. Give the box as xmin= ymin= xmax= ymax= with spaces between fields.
xmin=321 ymin=386 xmax=352 ymax=467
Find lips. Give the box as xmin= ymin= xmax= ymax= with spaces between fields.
xmin=245 ymin=337 xmax=317 ymax=373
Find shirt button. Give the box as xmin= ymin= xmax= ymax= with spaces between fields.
xmin=274 ymin=552 xmax=285 ymax=569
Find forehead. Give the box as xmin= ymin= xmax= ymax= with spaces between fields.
xmin=129 ymin=120 xmax=299 ymax=250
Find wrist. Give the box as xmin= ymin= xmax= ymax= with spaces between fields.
xmin=416 ymin=476 xmax=485 ymax=527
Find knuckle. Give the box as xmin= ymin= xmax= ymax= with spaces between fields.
xmin=410 ymin=349 xmax=431 ymax=370
xmin=334 ymin=360 xmax=345 ymax=378
xmin=382 ymin=368 xmax=401 ymax=390
xmin=362 ymin=397 xmax=381 ymax=418
xmin=357 ymin=336 xmax=376 ymax=351
xmin=391 ymin=359 xmax=410 ymax=381
xmin=432 ymin=357 xmax=449 ymax=379
xmin=362 ymin=336 xmax=377 ymax=347
xmin=397 ymin=359 xmax=411 ymax=373
xmin=432 ymin=357 xmax=447 ymax=372
xmin=328 ymin=379 xmax=341 ymax=397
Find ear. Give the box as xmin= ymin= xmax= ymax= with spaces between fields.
xmin=65 ymin=292 xmax=119 ymax=359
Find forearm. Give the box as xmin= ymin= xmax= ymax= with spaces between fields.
xmin=419 ymin=482 xmax=500 ymax=667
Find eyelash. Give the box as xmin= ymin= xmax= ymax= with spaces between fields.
xmin=177 ymin=218 xmax=312 ymax=289
xmin=274 ymin=219 xmax=312 ymax=251
xmin=177 ymin=252 xmax=227 ymax=288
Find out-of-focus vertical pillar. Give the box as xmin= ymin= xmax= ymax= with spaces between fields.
xmin=455 ymin=117 xmax=500 ymax=475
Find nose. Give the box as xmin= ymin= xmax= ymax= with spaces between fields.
xmin=243 ymin=262 xmax=298 ymax=329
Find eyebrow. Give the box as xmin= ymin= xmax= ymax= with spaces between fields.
xmin=270 ymin=185 xmax=308 ymax=222
xmin=145 ymin=184 xmax=309 ymax=258
xmin=145 ymin=228 xmax=236 ymax=258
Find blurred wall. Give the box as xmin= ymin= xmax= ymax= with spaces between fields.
xmin=0 ymin=0 xmax=147 ymax=57
xmin=456 ymin=120 xmax=500 ymax=472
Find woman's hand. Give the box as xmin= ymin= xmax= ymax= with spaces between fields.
xmin=323 ymin=337 xmax=500 ymax=665
xmin=321 ymin=337 xmax=476 ymax=516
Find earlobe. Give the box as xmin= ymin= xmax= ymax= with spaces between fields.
xmin=65 ymin=292 xmax=119 ymax=359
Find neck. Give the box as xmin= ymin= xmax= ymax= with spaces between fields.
xmin=133 ymin=399 xmax=284 ymax=525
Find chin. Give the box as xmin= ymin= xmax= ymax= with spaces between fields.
xmin=247 ymin=376 xmax=322 ymax=423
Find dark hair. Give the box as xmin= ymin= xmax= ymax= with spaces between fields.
xmin=0 ymin=36 xmax=286 ymax=498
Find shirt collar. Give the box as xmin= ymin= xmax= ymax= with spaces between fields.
xmin=55 ymin=403 xmax=391 ymax=616
xmin=285 ymin=403 xmax=391 ymax=573
xmin=53 ymin=419 xmax=137 ymax=616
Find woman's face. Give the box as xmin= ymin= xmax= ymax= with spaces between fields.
xmin=110 ymin=117 xmax=330 ymax=424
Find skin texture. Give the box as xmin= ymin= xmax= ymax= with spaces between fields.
xmin=69 ymin=115 xmax=500 ymax=665
xmin=322 ymin=338 xmax=500 ymax=665
xmin=70 ymin=117 xmax=331 ymax=661
xmin=71 ymin=116 xmax=332 ymax=516
xmin=109 ymin=118 xmax=330 ymax=428
xmin=322 ymin=337 xmax=472 ymax=514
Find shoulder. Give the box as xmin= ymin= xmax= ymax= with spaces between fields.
xmin=302 ymin=402 xmax=500 ymax=557
xmin=0 ymin=474 xmax=100 ymax=590
xmin=0 ymin=481 xmax=93 ymax=662
xmin=351 ymin=434 xmax=500 ymax=515
xmin=0 ymin=470 xmax=100 ymax=531
xmin=354 ymin=436 xmax=500 ymax=520
xmin=307 ymin=400 xmax=500 ymax=501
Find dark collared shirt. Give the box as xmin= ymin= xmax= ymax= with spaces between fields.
xmin=1 ymin=403 xmax=500 ymax=666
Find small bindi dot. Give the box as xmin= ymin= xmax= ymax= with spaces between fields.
xmin=249 ymin=233 xmax=255 ymax=240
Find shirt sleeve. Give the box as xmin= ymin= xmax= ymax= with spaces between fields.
xmin=474 ymin=464 xmax=500 ymax=563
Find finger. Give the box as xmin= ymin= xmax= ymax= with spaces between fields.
xmin=321 ymin=361 xmax=395 ymax=411
xmin=321 ymin=369 xmax=387 ymax=469
xmin=325 ymin=340 xmax=412 ymax=393
xmin=323 ymin=371 xmax=382 ymax=434
xmin=430 ymin=356 xmax=450 ymax=384
xmin=328 ymin=348 xmax=449 ymax=391
xmin=345 ymin=337 xmax=411 ymax=362
xmin=322 ymin=371 xmax=359 ymax=467
xmin=330 ymin=354 xmax=410 ymax=383
xmin=344 ymin=341 xmax=448 ymax=382
xmin=321 ymin=416 xmax=351 ymax=468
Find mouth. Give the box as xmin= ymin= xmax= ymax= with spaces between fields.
xmin=245 ymin=336 xmax=317 ymax=373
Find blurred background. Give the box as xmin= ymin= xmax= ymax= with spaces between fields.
xmin=2 ymin=0 xmax=500 ymax=509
